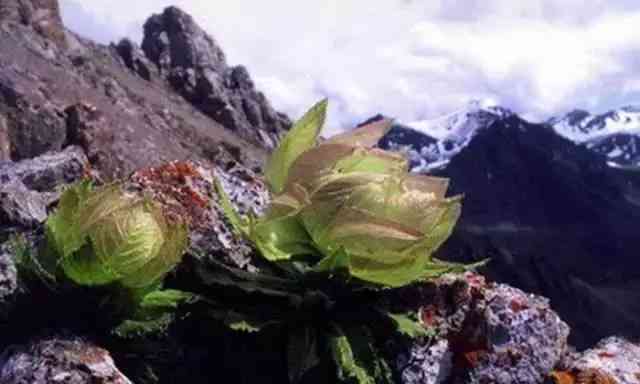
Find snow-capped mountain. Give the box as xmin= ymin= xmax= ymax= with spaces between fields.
xmin=379 ymin=100 xmax=515 ymax=172
xmin=549 ymin=106 xmax=640 ymax=166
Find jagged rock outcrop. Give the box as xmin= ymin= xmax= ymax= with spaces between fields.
xmin=0 ymin=2 xmax=273 ymax=180
xmin=0 ymin=336 xmax=132 ymax=384
xmin=113 ymin=39 xmax=156 ymax=82
xmin=141 ymin=6 xmax=290 ymax=149
xmin=396 ymin=273 xmax=569 ymax=384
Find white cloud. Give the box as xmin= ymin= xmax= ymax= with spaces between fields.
xmin=60 ymin=0 xmax=640 ymax=135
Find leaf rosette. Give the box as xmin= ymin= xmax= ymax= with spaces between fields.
xmin=45 ymin=181 xmax=189 ymax=289
xmin=217 ymin=99 xmax=468 ymax=288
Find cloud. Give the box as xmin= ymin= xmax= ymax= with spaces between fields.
xmin=59 ymin=0 xmax=640 ymax=135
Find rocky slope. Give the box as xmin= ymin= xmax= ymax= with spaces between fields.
xmin=0 ymin=0 xmax=289 ymax=180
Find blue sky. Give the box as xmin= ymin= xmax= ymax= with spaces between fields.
xmin=60 ymin=0 xmax=640 ymax=135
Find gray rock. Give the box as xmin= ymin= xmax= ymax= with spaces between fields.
xmin=113 ymin=38 xmax=156 ymax=82
xmin=0 ymin=180 xmax=48 ymax=229
xmin=397 ymin=273 xmax=570 ymax=384
xmin=0 ymin=0 xmax=67 ymax=48
xmin=0 ymin=146 xmax=87 ymax=191
xmin=0 ymin=336 xmax=132 ymax=384
xmin=141 ymin=6 xmax=290 ymax=148
xmin=561 ymin=337 xmax=640 ymax=384
xmin=0 ymin=242 xmax=18 ymax=313
xmin=0 ymin=146 xmax=87 ymax=235
xmin=0 ymin=76 xmax=67 ymax=161
xmin=0 ymin=115 xmax=9 ymax=161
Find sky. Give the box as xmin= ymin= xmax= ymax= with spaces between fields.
xmin=59 ymin=0 xmax=640 ymax=135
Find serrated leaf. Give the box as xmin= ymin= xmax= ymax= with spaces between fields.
xmin=329 ymin=325 xmax=393 ymax=384
xmin=265 ymin=99 xmax=328 ymax=194
xmin=213 ymin=177 xmax=249 ymax=237
xmin=114 ymin=289 xmax=195 ymax=338
xmin=387 ymin=313 xmax=431 ymax=338
xmin=287 ymin=325 xmax=320 ymax=384
xmin=196 ymin=258 xmax=302 ymax=299
xmin=45 ymin=180 xmax=93 ymax=259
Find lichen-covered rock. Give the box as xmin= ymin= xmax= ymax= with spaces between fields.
xmin=396 ymin=273 xmax=570 ymax=384
xmin=397 ymin=339 xmax=452 ymax=384
xmin=141 ymin=6 xmax=290 ymax=149
xmin=0 ymin=336 xmax=132 ymax=384
xmin=124 ymin=158 xmax=269 ymax=270
xmin=550 ymin=337 xmax=640 ymax=384
xmin=0 ymin=242 xmax=18 ymax=314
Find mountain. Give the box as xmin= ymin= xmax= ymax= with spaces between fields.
xmin=550 ymin=106 xmax=640 ymax=167
xmin=379 ymin=101 xmax=515 ymax=172
xmin=379 ymin=106 xmax=640 ymax=348
xmin=0 ymin=2 xmax=289 ymax=180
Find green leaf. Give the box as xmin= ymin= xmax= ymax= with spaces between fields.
xmin=287 ymin=325 xmax=320 ymax=383
xmin=312 ymin=247 xmax=350 ymax=274
xmin=324 ymin=118 xmax=394 ymax=148
xmin=265 ymin=99 xmax=328 ymax=193
xmin=208 ymin=309 xmax=278 ymax=333
xmin=329 ymin=325 xmax=393 ymax=384
xmin=114 ymin=289 xmax=196 ymax=338
xmin=196 ymin=258 xmax=302 ymax=299
xmin=251 ymin=211 xmax=316 ymax=261
xmin=387 ymin=313 xmax=431 ymax=338
xmin=9 ymin=234 xmax=57 ymax=288
xmin=45 ymin=180 xmax=93 ymax=259
xmin=213 ymin=177 xmax=249 ymax=237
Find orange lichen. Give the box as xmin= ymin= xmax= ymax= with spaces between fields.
xmin=130 ymin=161 xmax=210 ymax=228
xmin=550 ymin=371 xmax=576 ymax=384
xmin=575 ymin=368 xmax=617 ymax=384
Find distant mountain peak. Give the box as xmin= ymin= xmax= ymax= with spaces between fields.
xmin=549 ymin=106 xmax=640 ymax=166
xmin=379 ymin=100 xmax=515 ymax=172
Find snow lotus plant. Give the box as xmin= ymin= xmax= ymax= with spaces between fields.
xmin=217 ymin=99 xmax=464 ymax=288
xmin=31 ymin=180 xmax=194 ymax=337
xmin=212 ymin=100 xmax=478 ymax=384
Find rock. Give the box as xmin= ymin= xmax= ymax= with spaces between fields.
xmin=0 ymin=115 xmax=9 ymax=161
xmin=0 ymin=242 xmax=18 ymax=314
xmin=395 ymin=273 xmax=570 ymax=384
xmin=0 ymin=146 xmax=87 ymax=191
xmin=124 ymin=158 xmax=269 ymax=270
xmin=113 ymin=38 xmax=155 ymax=82
xmin=0 ymin=146 xmax=87 ymax=235
xmin=0 ymin=336 xmax=132 ymax=384
xmin=550 ymin=337 xmax=640 ymax=384
xmin=0 ymin=181 xmax=48 ymax=230
xmin=0 ymin=0 xmax=66 ymax=47
xmin=0 ymin=75 xmax=67 ymax=161
xmin=141 ymin=6 xmax=290 ymax=148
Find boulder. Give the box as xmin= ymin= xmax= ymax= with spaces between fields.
xmin=550 ymin=337 xmax=640 ymax=384
xmin=396 ymin=273 xmax=570 ymax=384
xmin=0 ymin=336 xmax=132 ymax=384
